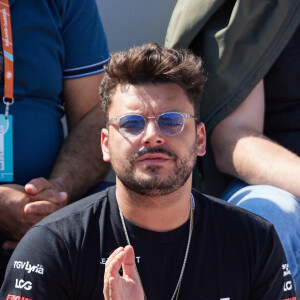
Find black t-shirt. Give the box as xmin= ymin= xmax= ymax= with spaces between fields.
xmin=0 ymin=186 xmax=296 ymax=300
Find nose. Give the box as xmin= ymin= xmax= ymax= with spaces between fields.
xmin=141 ymin=119 xmax=164 ymax=146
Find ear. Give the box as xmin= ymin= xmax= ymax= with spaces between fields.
xmin=196 ymin=122 xmax=206 ymax=157
xmin=101 ymin=128 xmax=111 ymax=162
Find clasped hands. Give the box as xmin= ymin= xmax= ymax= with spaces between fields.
xmin=0 ymin=177 xmax=68 ymax=249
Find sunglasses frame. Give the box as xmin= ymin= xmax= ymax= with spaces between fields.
xmin=106 ymin=112 xmax=197 ymax=137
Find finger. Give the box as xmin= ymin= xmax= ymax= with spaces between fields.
xmin=25 ymin=177 xmax=53 ymax=194
xmin=104 ymin=248 xmax=124 ymax=286
xmin=105 ymin=247 xmax=125 ymax=272
xmin=104 ymin=248 xmax=124 ymax=299
xmin=109 ymin=276 xmax=120 ymax=300
xmin=104 ymin=260 xmax=122 ymax=300
xmin=28 ymin=188 xmax=68 ymax=204
xmin=2 ymin=240 xmax=18 ymax=250
xmin=25 ymin=178 xmax=68 ymax=204
xmin=122 ymin=245 xmax=138 ymax=278
xmin=24 ymin=201 xmax=61 ymax=215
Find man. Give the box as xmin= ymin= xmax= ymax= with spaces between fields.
xmin=0 ymin=43 xmax=295 ymax=299
xmin=165 ymin=0 xmax=300 ymax=295
xmin=0 ymin=0 xmax=110 ymax=285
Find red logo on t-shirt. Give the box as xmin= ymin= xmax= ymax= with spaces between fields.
xmin=6 ymin=295 xmax=32 ymax=300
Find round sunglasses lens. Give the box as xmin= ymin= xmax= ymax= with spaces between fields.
xmin=119 ymin=115 xmax=145 ymax=137
xmin=158 ymin=112 xmax=184 ymax=135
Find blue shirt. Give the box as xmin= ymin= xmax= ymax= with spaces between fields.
xmin=0 ymin=0 xmax=109 ymax=184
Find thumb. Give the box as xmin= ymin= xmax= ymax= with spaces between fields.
xmin=122 ymin=245 xmax=138 ymax=279
xmin=25 ymin=177 xmax=51 ymax=194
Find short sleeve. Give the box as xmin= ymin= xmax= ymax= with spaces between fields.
xmin=61 ymin=0 xmax=110 ymax=79
xmin=251 ymin=225 xmax=296 ymax=299
xmin=0 ymin=226 xmax=73 ymax=300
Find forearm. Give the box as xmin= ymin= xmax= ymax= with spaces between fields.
xmin=0 ymin=187 xmax=18 ymax=237
xmin=49 ymin=105 xmax=110 ymax=202
xmin=211 ymin=126 xmax=300 ymax=199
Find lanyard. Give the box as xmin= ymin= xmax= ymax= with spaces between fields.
xmin=0 ymin=0 xmax=13 ymax=118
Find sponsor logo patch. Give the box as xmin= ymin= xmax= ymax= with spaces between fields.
xmin=13 ymin=261 xmax=44 ymax=275
xmin=282 ymin=264 xmax=292 ymax=277
xmin=15 ymin=279 xmax=32 ymax=291
xmin=283 ymin=280 xmax=293 ymax=292
xmin=6 ymin=295 xmax=32 ymax=300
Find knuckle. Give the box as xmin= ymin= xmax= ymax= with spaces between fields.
xmin=44 ymin=204 xmax=55 ymax=214
xmin=44 ymin=188 xmax=57 ymax=200
xmin=30 ymin=177 xmax=44 ymax=185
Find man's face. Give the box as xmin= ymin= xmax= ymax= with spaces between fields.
xmin=101 ymin=83 xmax=206 ymax=198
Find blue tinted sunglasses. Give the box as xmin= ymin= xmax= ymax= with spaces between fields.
xmin=106 ymin=112 xmax=197 ymax=137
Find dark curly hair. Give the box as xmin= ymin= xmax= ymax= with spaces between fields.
xmin=100 ymin=43 xmax=205 ymax=122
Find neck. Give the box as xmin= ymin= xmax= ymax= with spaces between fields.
xmin=115 ymin=177 xmax=193 ymax=232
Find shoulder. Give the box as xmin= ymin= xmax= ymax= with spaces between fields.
xmin=192 ymin=189 xmax=296 ymax=298
xmin=193 ymin=189 xmax=285 ymax=268
xmin=193 ymin=189 xmax=276 ymax=237
xmin=35 ymin=186 xmax=116 ymax=234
